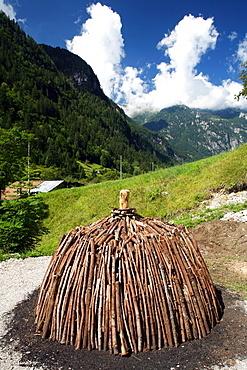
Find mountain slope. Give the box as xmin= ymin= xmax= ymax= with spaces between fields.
xmin=0 ymin=12 xmax=176 ymax=180
xmin=133 ymin=105 xmax=247 ymax=161
xmin=41 ymin=44 xmax=106 ymax=99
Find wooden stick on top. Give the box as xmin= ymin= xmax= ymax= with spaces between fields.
xmin=120 ymin=189 xmax=130 ymax=209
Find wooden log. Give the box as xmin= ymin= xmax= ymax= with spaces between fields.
xmin=103 ymin=284 xmax=111 ymax=352
xmin=119 ymin=262 xmax=132 ymax=353
xmin=116 ymin=280 xmax=128 ymax=356
xmin=136 ymin=242 xmax=151 ymax=350
xmin=123 ymin=246 xmax=143 ymax=352
xmin=111 ymin=254 xmax=119 ymax=355
xmin=82 ymin=240 xmax=95 ymax=349
xmin=121 ymin=248 xmax=136 ymax=353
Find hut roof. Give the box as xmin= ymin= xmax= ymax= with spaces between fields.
xmin=30 ymin=180 xmax=64 ymax=194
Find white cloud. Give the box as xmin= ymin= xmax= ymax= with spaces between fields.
xmin=237 ymin=34 xmax=247 ymax=63
xmin=67 ymin=4 xmax=247 ymax=116
xmin=66 ymin=2 xmax=125 ymax=99
xmin=228 ymin=31 xmax=238 ymax=41
xmin=0 ymin=0 xmax=16 ymax=19
xmin=157 ymin=15 xmax=218 ymax=73
xmin=74 ymin=16 xmax=82 ymax=25
xmin=17 ymin=18 xmax=26 ymax=25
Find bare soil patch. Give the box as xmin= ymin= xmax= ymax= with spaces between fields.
xmin=192 ymin=220 xmax=247 ymax=296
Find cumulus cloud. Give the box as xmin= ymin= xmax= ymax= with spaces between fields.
xmin=67 ymin=4 xmax=247 ymax=116
xmin=0 ymin=0 xmax=16 ymax=19
xmin=66 ymin=2 xmax=125 ymax=99
xmin=157 ymin=15 xmax=218 ymax=73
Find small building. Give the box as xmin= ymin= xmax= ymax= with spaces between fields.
xmin=30 ymin=180 xmax=65 ymax=195
xmin=2 ymin=180 xmax=66 ymax=200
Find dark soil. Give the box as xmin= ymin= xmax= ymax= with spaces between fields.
xmin=1 ymin=219 xmax=247 ymax=370
xmin=1 ymin=287 xmax=247 ymax=370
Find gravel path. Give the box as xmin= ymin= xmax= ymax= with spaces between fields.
xmin=0 ymin=256 xmax=51 ymax=369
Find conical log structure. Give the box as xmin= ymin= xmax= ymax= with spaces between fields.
xmin=35 ymin=207 xmax=222 ymax=355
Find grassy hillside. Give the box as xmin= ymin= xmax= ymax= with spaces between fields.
xmin=33 ymin=143 xmax=247 ymax=256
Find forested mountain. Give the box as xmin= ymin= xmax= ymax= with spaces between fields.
xmin=0 ymin=12 xmax=177 ymax=182
xmin=133 ymin=105 xmax=247 ymax=161
xmin=41 ymin=44 xmax=106 ymax=100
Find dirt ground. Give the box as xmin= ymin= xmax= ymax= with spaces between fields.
xmin=1 ymin=219 xmax=247 ymax=370
xmin=192 ymin=219 xmax=247 ymax=295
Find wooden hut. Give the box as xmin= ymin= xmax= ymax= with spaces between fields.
xmin=35 ymin=190 xmax=222 ymax=355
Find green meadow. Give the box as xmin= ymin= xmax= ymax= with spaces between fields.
xmin=34 ymin=143 xmax=247 ymax=256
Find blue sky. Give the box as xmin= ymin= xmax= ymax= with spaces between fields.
xmin=2 ymin=0 xmax=247 ymax=115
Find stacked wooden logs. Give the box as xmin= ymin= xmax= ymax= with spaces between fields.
xmin=35 ymin=204 xmax=222 ymax=355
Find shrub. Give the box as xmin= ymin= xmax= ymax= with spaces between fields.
xmin=0 ymin=196 xmax=49 ymax=253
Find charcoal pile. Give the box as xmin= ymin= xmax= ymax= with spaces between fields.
xmin=35 ymin=190 xmax=222 ymax=355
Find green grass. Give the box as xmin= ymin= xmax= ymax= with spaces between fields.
xmin=2 ymin=143 xmax=247 ymax=298
xmin=30 ymin=143 xmax=247 ymax=256
xmin=2 ymin=142 xmax=247 ymax=258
